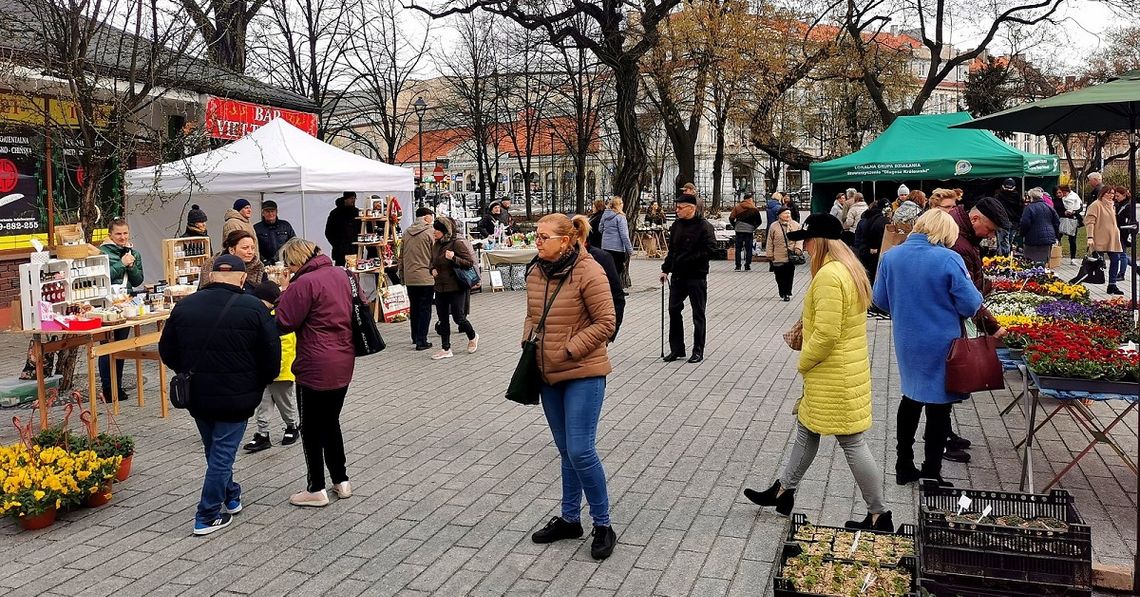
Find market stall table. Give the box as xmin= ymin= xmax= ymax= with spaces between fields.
xmin=1011 ymin=364 xmax=1138 ymax=493
xmin=482 ymin=248 xmax=538 ymax=290
xmin=19 ymin=312 xmax=171 ymax=433
xmin=634 ymin=227 xmax=668 ymax=257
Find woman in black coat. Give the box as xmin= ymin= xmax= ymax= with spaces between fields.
xmin=854 ymin=200 xmax=888 ymax=285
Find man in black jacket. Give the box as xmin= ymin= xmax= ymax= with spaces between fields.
xmin=254 ymin=200 xmax=296 ymax=264
xmin=324 ymin=192 xmax=359 ymax=266
xmin=159 ymin=254 xmax=281 ymax=536
xmin=660 ymin=193 xmax=717 ymax=363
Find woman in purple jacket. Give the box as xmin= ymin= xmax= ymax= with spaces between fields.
xmin=276 ymin=237 xmax=357 ymax=508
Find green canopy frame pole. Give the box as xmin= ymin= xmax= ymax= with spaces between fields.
xmin=1131 ymin=117 xmax=1139 ymax=597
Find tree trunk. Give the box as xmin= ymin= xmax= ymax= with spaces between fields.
xmin=610 ymin=58 xmax=646 ymax=203
xmin=711 ymin=118 xmax=726 ymax=213
xmin=523 ymin=155 xmax=533 ymax=219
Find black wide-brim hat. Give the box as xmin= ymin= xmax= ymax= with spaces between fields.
xmin=786 ymin=213 xmax=843 ymax=241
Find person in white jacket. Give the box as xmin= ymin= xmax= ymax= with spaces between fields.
xmin=1056 ymin=184 xmax=1084 ymax=264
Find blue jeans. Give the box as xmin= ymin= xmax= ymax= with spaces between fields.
xmin=1109 ymin=251 xmax=1127 ymax=284
xmin=194 ymin=418 xmax=246 ymax=524
xmin=540 ymin=376 xmax=609 ymax=526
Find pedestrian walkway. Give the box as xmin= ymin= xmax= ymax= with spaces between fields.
xmin=0 ymin=257 xmax=1134 ymax=596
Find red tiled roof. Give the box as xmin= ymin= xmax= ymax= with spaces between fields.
xmin=395 ymin=116 xmax=599 ymax=165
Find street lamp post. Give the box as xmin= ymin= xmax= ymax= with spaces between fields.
xmin=549 ymin=130 xmax=556 ymax=214
xmin=414 ymin=97 xmax=427 ymax=207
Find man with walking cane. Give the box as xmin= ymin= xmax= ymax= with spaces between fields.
xmin=660 ymin=193 xmax=717 ymax=363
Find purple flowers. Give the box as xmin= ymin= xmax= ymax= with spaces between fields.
xmin=1035 ymin=300 xmax=1094 ymax=321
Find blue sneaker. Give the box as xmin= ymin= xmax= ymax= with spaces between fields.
xmin=223 ymin=498 xmax=242 ymax=514
xmin=193 ymin=513 xmax=233 ymax=536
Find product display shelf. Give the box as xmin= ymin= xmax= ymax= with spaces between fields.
xmin=162 ymin=237 xmax=212 ymax=286
xmin=18 ymin=255 xmax=112 ymax=330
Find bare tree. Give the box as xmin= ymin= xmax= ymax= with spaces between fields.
xmin=246 ymin=0 xmax=361 ymax=139
xmin=340 ymin=0 xmax=431 ymax=163
xmin=410 ymin=0 xmax=683 ymax=203
xmin=499 ymin=23 xmax=557 ymax=218
xmin=546 ymin=16 xmax=610 ymax=214
xmin=178 ymin=0 xmax=268 ymax=73
xmin=434 ymin=11 xmax=510 ymax=211
xmin=840 ymin=0 xmax=1064 ymax=125
xmin=2 ymin=0 xmax=197 ymax=389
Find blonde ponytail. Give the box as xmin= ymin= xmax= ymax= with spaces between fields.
xmin=538 ymin=213 xmax=590 ymax=249
xmin=570 ymin=215 xmax=591 ymax=247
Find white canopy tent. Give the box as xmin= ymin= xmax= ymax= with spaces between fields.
xmin=123 ymin=118 xmax=414 ymax=280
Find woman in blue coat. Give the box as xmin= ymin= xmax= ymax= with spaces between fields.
xmin=872 ymin=210 xmax=983 ymax=487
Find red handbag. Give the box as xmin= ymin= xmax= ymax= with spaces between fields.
xmin=945 ymin=319 xmax=1004 ymax=394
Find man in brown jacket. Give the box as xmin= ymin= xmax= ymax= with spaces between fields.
xmin=398 ymin=207 xmax=437 ymax=350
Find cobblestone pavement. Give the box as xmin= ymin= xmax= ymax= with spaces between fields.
xmin=0 ymin=257 xmax=1135 ymax=596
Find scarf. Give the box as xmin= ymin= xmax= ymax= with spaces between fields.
xmin=534 ymin=246 xmax=580 ymax=280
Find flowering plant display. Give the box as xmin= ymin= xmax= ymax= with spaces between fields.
xmin=991 ymin=279 xmax=1089 ymax=301
xmin=76 ymin=432 xmax=135 ymax=459
xmin=1000 ymin=322 xmax=1044 ymax=350
xmin=986 ymin=292 xmax=1052 ymax=318
xmin=0 ymin=443 xmax=121 ymax=518
xmin=1090 ymin=298 xmax=1140 ymax=343
xmin=994 ymin=314 xmax=1044 ymax=330
xmin=1034 ymin=300 xmax=1094 ymax=321
xmin=1023 ymin=321 xmax=1138 ymax=381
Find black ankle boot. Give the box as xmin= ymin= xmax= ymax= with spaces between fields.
xmin=895 ymin=466 xmax=921 ymax=486
xmin=845 ymin=511 xmax=894 ymax=532
xmin=743 ymin=481 xmax=795 ymax=515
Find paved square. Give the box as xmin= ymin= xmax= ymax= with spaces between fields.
xmin=0 ymin=257 xmax=1134 ymax=596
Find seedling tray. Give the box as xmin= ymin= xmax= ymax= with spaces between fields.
xmin=917 ymin=481 xmax=1091 ymax=591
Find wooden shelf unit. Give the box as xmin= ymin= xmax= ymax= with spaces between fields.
xmin=162 ymin=237 xmax=212 ymax=286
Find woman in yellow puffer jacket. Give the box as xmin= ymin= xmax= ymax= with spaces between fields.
xmin=743 ymin=213 xmax=892 ymax=532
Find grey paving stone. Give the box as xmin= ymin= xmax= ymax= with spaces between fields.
xmin=0 ymin=258 xmax=1132 ymax=595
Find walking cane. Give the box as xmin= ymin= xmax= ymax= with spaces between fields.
xmin=660 ymin=276 xmax=666 ymax=358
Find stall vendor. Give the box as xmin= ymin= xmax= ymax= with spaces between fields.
xmin=98 ymin=217 xmax=144 ymax=402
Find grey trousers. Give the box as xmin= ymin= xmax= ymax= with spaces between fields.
xmin=256 ymin=380 xmax=298 ymax=434
xmin=780 ymin=421 xmax=886 ymax=514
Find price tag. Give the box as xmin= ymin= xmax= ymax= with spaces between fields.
xmin=957 ymin=494 xmax=972 ymax=515
xmin=850 ymin=530 xmax=861 ymax=555
xmin=860 ymin=572 xmax=875 ymax=593
xmin=976 ymin=505 xmax=992 ymax=523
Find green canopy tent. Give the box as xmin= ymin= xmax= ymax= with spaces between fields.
xmin=808 ymin=112 xmax=1060 ymax=213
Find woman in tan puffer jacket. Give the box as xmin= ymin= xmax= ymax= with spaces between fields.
xmin=522 ymin=214 xmax=617 ymax=561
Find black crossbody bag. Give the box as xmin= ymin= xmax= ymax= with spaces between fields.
xmin=505 ymin=277 xmax=567 ymax=405
xmin=169 ymin=293 xmax=240 ymax=409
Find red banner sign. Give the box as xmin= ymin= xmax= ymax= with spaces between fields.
xmin=204 ymin=97 xmax=318 ymax=140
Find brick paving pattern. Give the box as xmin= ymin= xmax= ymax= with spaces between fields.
xmin=0 ymin=257 xmax=1134 ymax=596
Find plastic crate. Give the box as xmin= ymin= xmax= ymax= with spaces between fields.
xmin=917 ymin=481 xmax=1092 ymax=592
xmin=775 ymin=514 xmax=918 ymax=597
xmin=917 ymin=572 xmax=1091 ymax=597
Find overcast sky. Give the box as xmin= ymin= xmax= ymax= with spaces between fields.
xmin=405 ymin=0 xmax=1130 ymax=77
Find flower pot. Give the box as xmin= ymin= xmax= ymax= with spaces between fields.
xmin=19 ymin=507 xmax=57 ymax=531
xmin=115 ymin=454 xmax=133 ymax=482
xmin=86 ymin=484 xmax=112 ymax=507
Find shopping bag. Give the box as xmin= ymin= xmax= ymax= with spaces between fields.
xmin=879 ymin=223 xmax=911 ymax=255
xmin=380 ymin=284 xmax=411 ymax=323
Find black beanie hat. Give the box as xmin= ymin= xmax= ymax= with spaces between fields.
xmin=433 ymin=219 xmax=449 ymax=234
xmin=251 ymin=280 xmax=281 ymax=304
xmin=187 ymin=204 xmax=207 ymax=225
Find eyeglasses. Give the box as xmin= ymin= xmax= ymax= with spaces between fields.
xmin=535 ymin=234 xmax=567 ymax=243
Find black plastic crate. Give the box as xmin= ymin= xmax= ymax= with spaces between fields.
xmin=916 ymin=572 xmax=1092 ymax=597
xmin=775 ymin=514 xmax=918 ymax=597
xmin=917 ymin=481 xmax=1092 ymax=591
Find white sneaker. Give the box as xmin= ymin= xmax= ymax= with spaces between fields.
xmin=289 ymin=489 xmax=329 ymax=507
xmin=1069 ymin=258 xmax=1078 ymax=265
xmin=332 ymin=481 xmax=352 ymax=499
xmin=467 ymin=334 xmax=479 ymax=354
xmin=431 ymin=349 xmax=453 ymax=360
